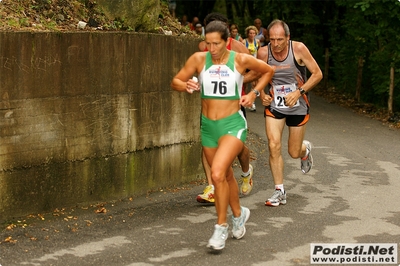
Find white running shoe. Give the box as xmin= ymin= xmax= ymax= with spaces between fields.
xmin=265 ymin=189 xmax=287 ymax=207
xmin=207 ymin=224 xmax=229 ymax=250
xmin=249 ymin=103 xmax=256 ymax=112
xmin=231 ymin=206 xmax=250 ymax=239
xmin=301 ymin=140 xmax=313 ymax=174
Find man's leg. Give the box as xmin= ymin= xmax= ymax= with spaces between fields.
xmin=265 ymin=116 xmax=287 ymax=206
xmin=287 ymin=125 xmax=307 ymax=159
xmin=238 ymin=145 xmax=254 ymax=196
xmin=237 ymin=145 xmax=250 ymax=173
xmin=202 ymin=149 xmax=213 ymax=184
xmin=288 ymin=124 xmax=313 ymax=174
xmin=238 ymin=105 xmax=250 ymax=174
xmin=196 ymin=149 xmax=215 ymax=203
xmin=266 ymin=116 xmax=286 ymax=185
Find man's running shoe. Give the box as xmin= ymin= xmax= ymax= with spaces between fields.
xmin=301 ymin=140 xmax=313 ymax=174
xmin=265 ymin=189 xmax=287 ymax=207
xmin=240 ymin=164 xmax=254 ymax=196
xmin=207 ymin=224 xmax=229 ymax=250
xmin=232 ymin=206 xmax=250 ymax=239
xmin=196 ymin=185 xmax=215 ymax=203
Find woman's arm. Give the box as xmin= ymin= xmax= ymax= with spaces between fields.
xmin=171 ymin=52 xmax=203 ymax=94
xmin=237 ymin=53 xmax=274 ymax=107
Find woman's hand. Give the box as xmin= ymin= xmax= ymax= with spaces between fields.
xmin=240 ymin=93 xmax=256 ymax=108
xmin=186 ymin=77 xmax=199 ymax=94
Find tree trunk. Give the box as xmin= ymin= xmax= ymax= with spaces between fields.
xmin=323 ymin=48 xmax=329 ymax=89
xmin=355 ymin=56 xmax=363 ymax=102
xmin=388 ymin=65 xmax=394 ymax=116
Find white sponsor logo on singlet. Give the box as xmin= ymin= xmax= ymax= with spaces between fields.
xmin=273 ymin=83 xmax=300 ymax=108
xmin=203 ymin=65 xmax=236 ymax=98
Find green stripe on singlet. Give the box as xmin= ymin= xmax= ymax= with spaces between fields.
xmin=205 ymin=51 xmax=236 ymax=71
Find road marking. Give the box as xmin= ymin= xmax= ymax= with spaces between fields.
xmin=20 ymin=236 xmax=131 ymax=265
xmin=148 ymin=248 xmax=196 ymax=262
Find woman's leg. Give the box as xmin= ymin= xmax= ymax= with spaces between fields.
xmin=204 ymin=135 xmax=244 ymax=224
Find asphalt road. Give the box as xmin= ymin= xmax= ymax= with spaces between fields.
xmin=1 ymin=93 xmax=399 ymax=266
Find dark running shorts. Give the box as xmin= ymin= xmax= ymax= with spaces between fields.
xmin=264 ymin=108 xmax=309 ymax=127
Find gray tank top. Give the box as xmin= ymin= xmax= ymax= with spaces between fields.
xmin=267 ymin=41 xmax=308 ymax=115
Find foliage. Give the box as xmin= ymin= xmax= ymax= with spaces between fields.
xmin=172 ymin=0 xmax=400 ymax=113
xmin=0 ymin=0 xmax=110 ymax=31
xmin=330 ymin=0 xmax=400 ymax=110
xmin=1 ymin=0 xmax=399 ymax=114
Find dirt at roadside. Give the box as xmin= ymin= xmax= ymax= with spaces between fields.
xmin=0 ymin=130 xmax=267 ymax=252
xmin=313 ymin=86 xmax=400 ymax=129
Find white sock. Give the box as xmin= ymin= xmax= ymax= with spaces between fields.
xmin=242 ymin=168 xmax=251 ymax=177
xmin=275 ymin=184 xmax=284 ymax=193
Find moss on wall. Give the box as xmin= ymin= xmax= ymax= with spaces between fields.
xmin=96 ymin=0 xmax=160 ymax=32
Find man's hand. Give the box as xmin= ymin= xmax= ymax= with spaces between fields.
xmin=283 ymin=90 xmax=301 ymax=107
xmin=261 ymin=94 xmax=272 ymax=106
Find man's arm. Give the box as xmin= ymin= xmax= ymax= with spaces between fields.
xmin=257 ymin=45 xmax=269 ymax=62
xmin=198 ymin=41 xmax=206 ymax=52
xmin=243 ymin=45 xmax=269 ymax=83
xmin=231 ymin=38 xmax=249 ymax=54
xmin=293 ymin=41 xmax=323 ymax=92
xmin=256 ymin=45 xmax=273 ymax=103
xmin=283 ymin=41 xmax=323 ymax=108
xmin=231 ymin=39 xmax=262 ymax=84
xmin=262 ymin=28 xmax=268 ymax=43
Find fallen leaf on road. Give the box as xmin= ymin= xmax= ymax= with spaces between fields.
xmin=4 ymin=236 xmax=17 ymax=243
xmin=6 ymin=224 xmax=16 ymax=230
xmin=95 ymin=207 xmax=107 ymax=213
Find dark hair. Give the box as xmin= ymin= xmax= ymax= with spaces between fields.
xmin=205 ymin=21 xmax=229 ymax=41
xmin=204 ymin=12 xmax=229 ymax=26
xmin=267 ymin=19 xmax=290 ymax=36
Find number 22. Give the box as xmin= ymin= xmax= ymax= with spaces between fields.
xmin=277 ymin=96 xmax=287 ymax=106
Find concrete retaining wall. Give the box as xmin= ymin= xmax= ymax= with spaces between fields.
xmin=0 ymin=32 xmax=202 ymax=221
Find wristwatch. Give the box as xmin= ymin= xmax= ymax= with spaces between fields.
xmin=252 ymin=89 xmax=260 ymax=97
xmin=298 ymin=87 xmax=306 ymax=95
